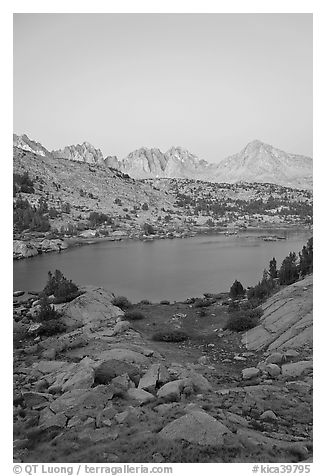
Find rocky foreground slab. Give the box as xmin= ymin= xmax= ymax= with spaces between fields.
xmin=242 ymin=275 xmax=312 ymax=352
xmin=13 ymin=278 xmax=313 ymax=463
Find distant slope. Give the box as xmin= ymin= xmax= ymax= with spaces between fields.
xmin=13 ymin=146 xmax=176 ymax=222
xmin=110 ymin=141 xmax=313 ymax=189
xmin=214 ymin=140 xmax=313 ymax=190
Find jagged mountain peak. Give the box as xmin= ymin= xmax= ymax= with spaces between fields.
xmin=52 ymin=141 xmax=104 ymax=165
xmin=13 ymin=133 xmax=313 ymax=189
xmin=13 ymin=133 xmax=51 ymax=157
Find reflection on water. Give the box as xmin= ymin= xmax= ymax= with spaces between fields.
xmin=13 ymin=230 xmax=312 ymax=302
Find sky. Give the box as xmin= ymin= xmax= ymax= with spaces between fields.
xmin=13 ymin=13 xmax=312 ymax=163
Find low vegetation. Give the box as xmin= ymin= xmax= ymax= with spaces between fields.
xmin=124 ymin=310 xmax=146 ymax=321
xmin=42 ymin=269 xmax=82 ymax=304
xmin=226 ymin=237 xmax=313 ymax=333
xmin=111 ymin=296 xmax=132 ymax=310
xmin=226 ymin=307 xmax=263 ymax=332
xmin=13 ymin=196 xmax=50 ymax=232
xmin=152 ymin=329 xmax=189 ymax=342
xmin=35 ymin=296 xmax=67 ymax=336
xmin=13 ymin=171 xmax=34 ymax=195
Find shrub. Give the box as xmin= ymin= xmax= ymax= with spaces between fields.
xmin=139 ymin=299 xmax=152 ymax=305
xmin=53 ymin=291 xmax=82 ymax=304
xmin=37 ymin=319 xmax=67 ymax=337
xmin=143 ymin=223 xmax=155 ymax=235
xmin=13 ymin=197 xmax=50 ymax=232
xmin=88 ymin=211 xmax=112 ymax=227
xmin=42 ymin=270 xmax=80 ymax=302
xmin=111 ymin=296 xmax=132 ymax=310
xmin=36 ymin=296 xmax=62 ymax=322
xmin=229 ymin=280 xmax=245 ymax=300
xmin=298 ymin=237 xmax=313 ymax=276
xmin=13 ymin=171 xmax=34 ymax=194
xmin=124 ymin=310 xmax=146 ymax=321
xmin=226 ymin=307 xmax=263 ymax=332
xmin=198 ymin=308 xmax=207 ymax=317
xmin=193 ymin=298 xmax=211 ymax=308
xmin=279 ymin=253 xmax=299 ymax=285
xmin=152 ymin=330 xmax=189 ymax=342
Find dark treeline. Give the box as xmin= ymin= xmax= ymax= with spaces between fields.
xmin=13 ymin=196 xmax=50 ymax=232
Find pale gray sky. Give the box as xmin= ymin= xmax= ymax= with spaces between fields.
xmin=13 ymin=13 xmax=312 ymax=162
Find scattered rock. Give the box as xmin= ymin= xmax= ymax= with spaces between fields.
xmin=197 ymin=356 xmax=209 ymax=365
xmin=97 ymin=348 xmax=148 ymax=365
xmin=157 ymin=380 xmax=185 ymax=401
xmin=111 ymin=373 xmax=134 ymax=391
xmin=242 ymin=368 xmax=260 ymax=380
xmin=94 ymin=360 xmax=140 ymax=385
xmin=113 ymin=320 xmax=131 ymax=335
xmin=183 ymin=372 xmax=212 ymax=393
xmin=13 ymin=291 xmax=25 ymax=297
xmin=260 ymin=410 xmax=278 ymax=421
xmin=58 ymin=286 xmax=124 ymax=329
xmin=127 ymin=388 xmax=155 ymax=405
xmin=152 ymin=453 xmax=165 ymax=463
xmin=266 ymin=363 xmax=281 ymax=378
xmin=23 ymin=391 xmax=52 ymax=408
xmin=39 ymin=407 xmax=67 ymax=429
xmin=284 ymin=349 xmax=300 ymax=360
xmin=159 ymin=410 xmax=231 ymax=446
xmin=281 ymin=360 xmax=313 ymax=378
xmin=138 ymin=363 xmax=169 ymax=392
xmin=266 ymin=353 xmax=284 ymax=364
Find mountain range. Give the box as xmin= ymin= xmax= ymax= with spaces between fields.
xmin=13 ymin=134 xmax=313 ymax=189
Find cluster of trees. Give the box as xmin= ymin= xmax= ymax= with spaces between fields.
xmin=13 ymin=171 xmax=34 ymax=195
xmin=230 ymin=238 xmax=313 ymax=305
xmin=88 ymin=211 xmax=112 ymax=227
xmin=13 ymin=197 xmax=50 ymax=232
xmin=174 ymin=185 xmax=312 ymax=222
xmin=227 ymin=238 xmax=313 ymax=332
xmin=278 ymin=238 xmax=313 ymax=284
xmin=35 ymin=269 xmax=81 ymax=336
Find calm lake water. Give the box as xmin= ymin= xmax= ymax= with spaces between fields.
xmin=13 ymin=230 xmax=312 ymax=302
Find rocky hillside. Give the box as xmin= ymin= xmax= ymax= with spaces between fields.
xmin=13 ymin=134 xmax=313 ymax=189
xmin=13 ymin=146 xmax=177 ymax=237
xmin=13 ymin=274 xmax=313 ymax=463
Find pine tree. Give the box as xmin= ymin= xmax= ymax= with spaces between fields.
xmin=269 ymin=257 xmax=278 ymax=279
xmin=230 ymin=280 xmax=245 ymax=299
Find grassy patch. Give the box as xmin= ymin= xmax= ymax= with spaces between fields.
xmin=152 ymin=330 xmax=189 ymax=342
xmin=124 ymin=310 xmax=146 ymax=321
xmin=226 ymin=307 xmax=263 ymax=332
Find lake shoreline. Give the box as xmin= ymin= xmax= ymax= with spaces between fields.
xmin=13 ymin=223 xmax=312 ymax=261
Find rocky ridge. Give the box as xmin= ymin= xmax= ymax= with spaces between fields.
xmin=13 ymin=134 xmax=313 ymax=189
